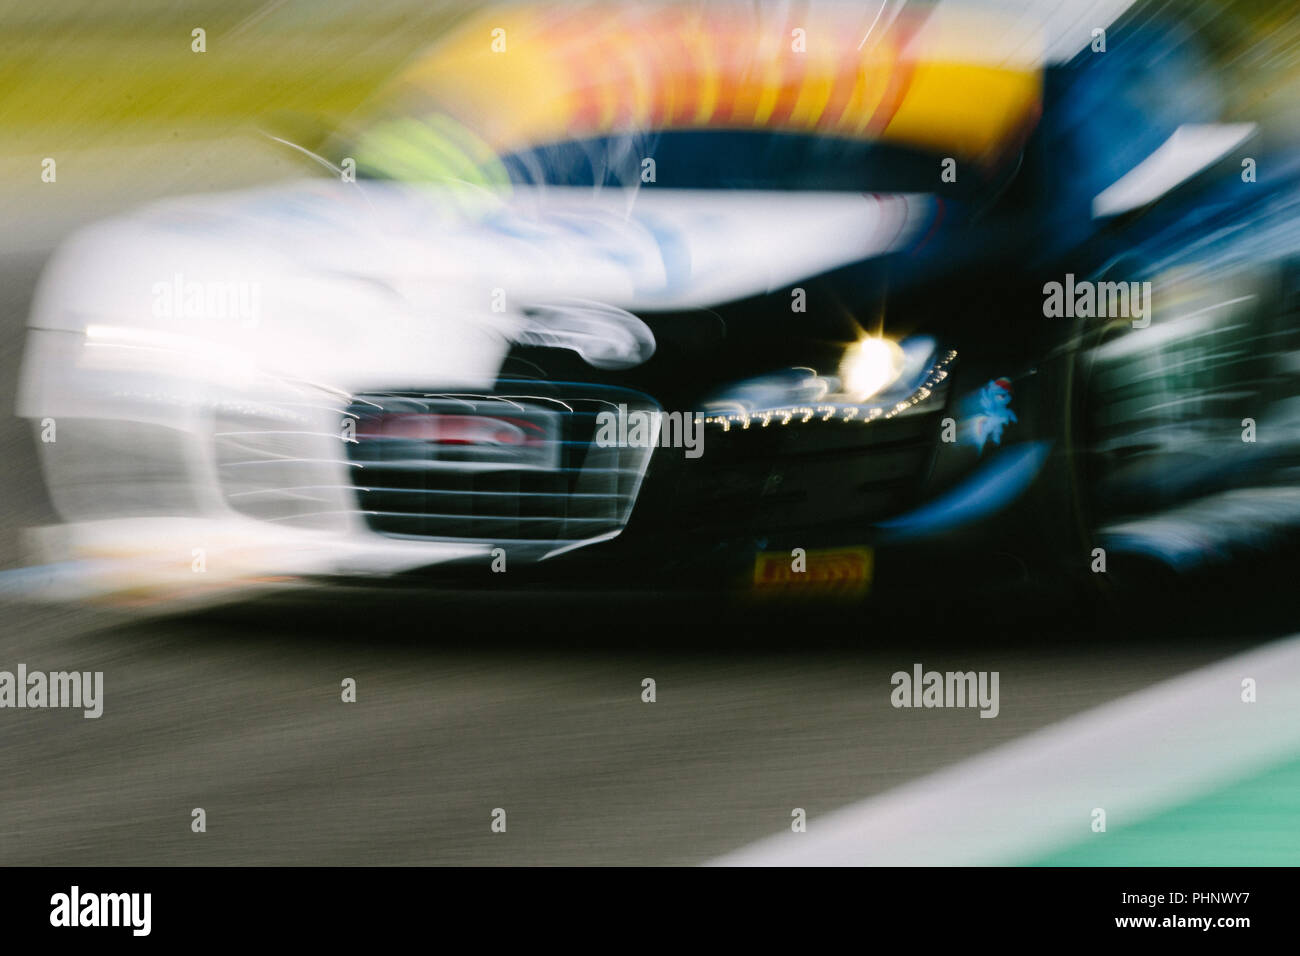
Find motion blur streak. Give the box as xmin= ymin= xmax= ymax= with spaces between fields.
xmin=356 ymin=1 xmax=1044 ymax=170
xmin=875 ymin=441 xmax=1052 ymax=542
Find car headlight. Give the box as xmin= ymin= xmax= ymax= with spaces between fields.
xmin=839 ymin=336 xmax=905 ymax=402
xmin=700 ymin=336 xmax=954 ymax=430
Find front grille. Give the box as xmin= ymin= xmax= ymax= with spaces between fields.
xmin=670 ymin=410 xmax=942 ymax=538
xmin=346 ymin=382 xmax=658 ymax=551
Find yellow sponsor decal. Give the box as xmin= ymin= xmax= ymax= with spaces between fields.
xmin=753 ymin=547 xmax=872 ymax=599
xmin=372 ymin=5 xmax=1041 ymax=165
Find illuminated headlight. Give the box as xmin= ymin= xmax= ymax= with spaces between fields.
xmin=700 ymin=336 xmax=955 ymax=430
xmin=839 ymin=336 xmax=905 ymax=402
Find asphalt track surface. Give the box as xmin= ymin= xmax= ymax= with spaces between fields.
xmin=0 ymin=592 xmax=1265 ymax=865
xmin=0 ymin=238 xmax=1285 ymax=866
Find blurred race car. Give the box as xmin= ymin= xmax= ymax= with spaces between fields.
xmin=23 ymin=1 xmax=1239 ymax=606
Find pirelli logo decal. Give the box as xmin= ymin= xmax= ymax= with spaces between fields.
xmin=752 ymin=547 xmax=873 ymax=598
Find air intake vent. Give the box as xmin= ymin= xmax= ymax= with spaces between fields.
xmin=345 ymin=382 xmax=658 ymax=555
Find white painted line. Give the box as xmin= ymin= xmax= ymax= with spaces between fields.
xmin=710 ymin=635 xmax=1300 ymax=865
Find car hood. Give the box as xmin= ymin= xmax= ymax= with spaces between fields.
xmin=28 ymin=181 xmax=935 ymax=392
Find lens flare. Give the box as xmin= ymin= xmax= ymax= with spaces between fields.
xmin=839 ymin=337 xmax=904 ymax=401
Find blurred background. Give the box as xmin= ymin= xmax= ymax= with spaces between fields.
xmin=1 ymin=0 xmax=1299 ymax=866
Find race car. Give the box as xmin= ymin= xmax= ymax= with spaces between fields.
xmin=19 ymin=1 xmax=1211 ymax=607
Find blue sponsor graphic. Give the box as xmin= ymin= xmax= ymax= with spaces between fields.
xmin=970 ymin=378 xmax=1017 ymax=453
